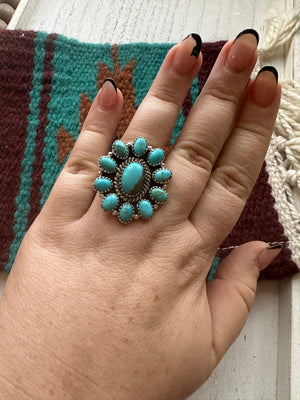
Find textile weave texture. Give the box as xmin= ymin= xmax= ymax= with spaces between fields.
xmin=0 ymin=30 xmax=298 ymax=279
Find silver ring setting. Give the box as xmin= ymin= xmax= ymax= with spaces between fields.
xmin=93 ymin=137 xmax=172 ymax=223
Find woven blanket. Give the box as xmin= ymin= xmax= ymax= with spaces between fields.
xmin=0 ymin=30 xmax=298 ymax=279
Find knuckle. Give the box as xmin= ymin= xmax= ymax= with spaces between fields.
xmin=233 ymin=281 xmax=256 ymax=313
xmin=236 ymin=121 xmax=271 ymax=143
xmin=65 ymin=153 xmax=97 ymax=176
xmin=82 ymin=126 xmax=110 ymax=140
xmin=214 ymin=162 xmax=253 ymax=201
xmin=64 ymin=127 xmax=110 ymax=176
xmin=204 ymin=81 xmax=240 ymax=109
xmin=148 ymin=85 xmax=181 ymax=112
xmin=177 ymin=137 xmax=217 ymax=174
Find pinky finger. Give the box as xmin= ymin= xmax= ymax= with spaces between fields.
xmin=206 ymin=241 xmax=282 ymax=361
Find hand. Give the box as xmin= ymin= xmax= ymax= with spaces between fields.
xmin=0 ymin=31 xmax=281 ymax=400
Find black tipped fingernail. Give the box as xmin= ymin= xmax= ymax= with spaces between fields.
xmin=234 ymin=28 xmax=259 ymax=44
xmin=190 ymin=33 xmax=202 ymax=58
xmin=183 ymin=33 xmax=202 ymax=58
xmin=174 ymin=33 xmax=202 ymax=74
xmin=103 ymin=78 xmax=117 ymax=92
xmin=257 ymin=66 xmax=278 ymax=83
xmin=267 ymin=243 xmax=284 ymax=250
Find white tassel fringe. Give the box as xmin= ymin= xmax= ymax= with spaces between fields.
xmin=259 ymin=10 xmax=300 ymax=267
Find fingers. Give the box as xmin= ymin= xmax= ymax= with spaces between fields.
xmin=42 ymin=35 xmax=203 ymax=223
xmin=43 ymin=79 xmax=123 ymax=221
xmin=122 ymin=34 xmax=202 ymax=147
xmin=206 ymin=242 xmax=281 ymax=360
xmin=167 ymin=30 xmax=259 ymax=214
xmin=190 ymin=67 xmax=281 ymax=245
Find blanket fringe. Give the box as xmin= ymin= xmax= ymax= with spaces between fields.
xmin=260 ymin=10 xmax=300 ymax=266
xmin=259 ymin=10 xmax=300 ymax=59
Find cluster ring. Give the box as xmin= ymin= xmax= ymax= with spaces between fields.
xmin=93 ymin=137 xmax=172 ymax=223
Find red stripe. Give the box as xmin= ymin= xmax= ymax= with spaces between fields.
xmin=0 ymin=30 xmax=37 ymax=270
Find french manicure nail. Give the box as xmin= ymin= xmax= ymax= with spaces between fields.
xmin=252 ymin=66 xmax=278 ymax=106
xmin=172 ymin=33 xmax=202 ymax=74
xmin=234 ymin=28 xmax=259 ymax=44
xmin=226 ymin=28 xmax=259 ymax=72
xmin=257 ymin=66 xmax=278 ymax=82
xmin=98 ymin=78 xmax=117 ymax=110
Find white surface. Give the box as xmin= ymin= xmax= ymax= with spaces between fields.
xmin=2 ymin=0 xmax=300 ymax=398
xmin=9 ymin=0 xmax=270 ymax=43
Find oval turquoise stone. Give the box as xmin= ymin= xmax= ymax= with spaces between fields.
xmin=148 ymin=148 xmax=165 ymax=165
xmin=99 ymin=156 xmax=116 ymax=172
xmin=113 ymin=140 xmax=128 ymax=158
xmin=94 ymin=177 xmax=112 ymax=192
xmin=121 ymin=162 xmax=145 ymax=195
xmin=101 ymin=194 xmax=118 ymax=211
xmin=154 ymin=169 xmax=172 ymax=182
xmin=133 ymin=137 xmax=147 ymax=155
xmin=150 ymin=188 xmax=168 ymax=203
xmin=138 ymin=200 xmax=153 ymax=219
xmin=119 ymin=203 xmax=133 ymax=222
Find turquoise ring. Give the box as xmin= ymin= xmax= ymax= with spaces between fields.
xmin=93 ymin=137 xmax=172 ymax=223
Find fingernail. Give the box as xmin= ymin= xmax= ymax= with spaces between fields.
xmin=227 ymin=29 xmax=259 ymax=72
xmin=267 ymin=243 xmax=284 ymax=250
xmin=252 ymin=66 xmax=278 ymax=106
xmin=172 ymin=33 xmax=202 ymax=74
xmin=234 ymin=28 xmax=259 ymax=44
xmin=256 ymin=243 xmax=283 ymax=270
xmin=98 ymin=78 xmax=117 ymax=110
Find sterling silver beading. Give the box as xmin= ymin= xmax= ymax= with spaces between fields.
xmin=93 ymin=137 xmax=172 ymax=223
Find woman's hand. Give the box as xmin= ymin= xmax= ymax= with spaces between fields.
xmin=0 ymin=31 xmax=281 ymax=400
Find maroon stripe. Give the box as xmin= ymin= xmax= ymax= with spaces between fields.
xmin=198 ymin=41 xmax=226 ymax=90
xmin=182 ymin=90 xmax=192 ymax=119
xmin=27 ymin=33 xmax=58 ymax=229
xmin=219 ymin=162 xmax=298 ymax=279
xmin=0 ymin=30 xmax=37 ymax=270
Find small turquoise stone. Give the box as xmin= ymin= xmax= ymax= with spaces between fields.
xmin=121 ymin=162 xmax=145 ymax=195
xmin=99 ymin=156 xmax=116 ymax=172
xmin=150 ymin=188 xmax=168 ymax=203
xmin=148 ymin=148 xmax=164 ymax=165
xmin=154 ymin=169 xmax=172 ymax=182
xmin=101 ymin=194 xmax=118 ymax=211
xmin=119 ymin=203 xmax=133 ymax=222
xmin=94 ymin=177 xmax=112 ymax=192
xmin=113 ymin=140 xmax=128 ymax=158
xmin=138 ymin=200 xmax=153 ymax=219
xmin=133 ymin=137 xmax=147 ymax=155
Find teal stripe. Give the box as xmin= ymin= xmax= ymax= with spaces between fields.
xmin=170 ymin=77 xmax=199 ymax=145
xmin=190 ymin=76 xmax=200 ymax=107
xmin=5 ymin=32 xmax=47 ymax=272
xmin=207 ymin=256 xmax=220 ymax=282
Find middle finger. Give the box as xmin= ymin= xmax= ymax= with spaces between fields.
xmin=122 ymin=34 xmax=203 ymax=147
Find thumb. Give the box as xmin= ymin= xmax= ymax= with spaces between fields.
xmin=206 ymin=241 xmax=282 ymax=361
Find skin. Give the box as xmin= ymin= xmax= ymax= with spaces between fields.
xmin=0 ymin=32 xmax=281 ymax=400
